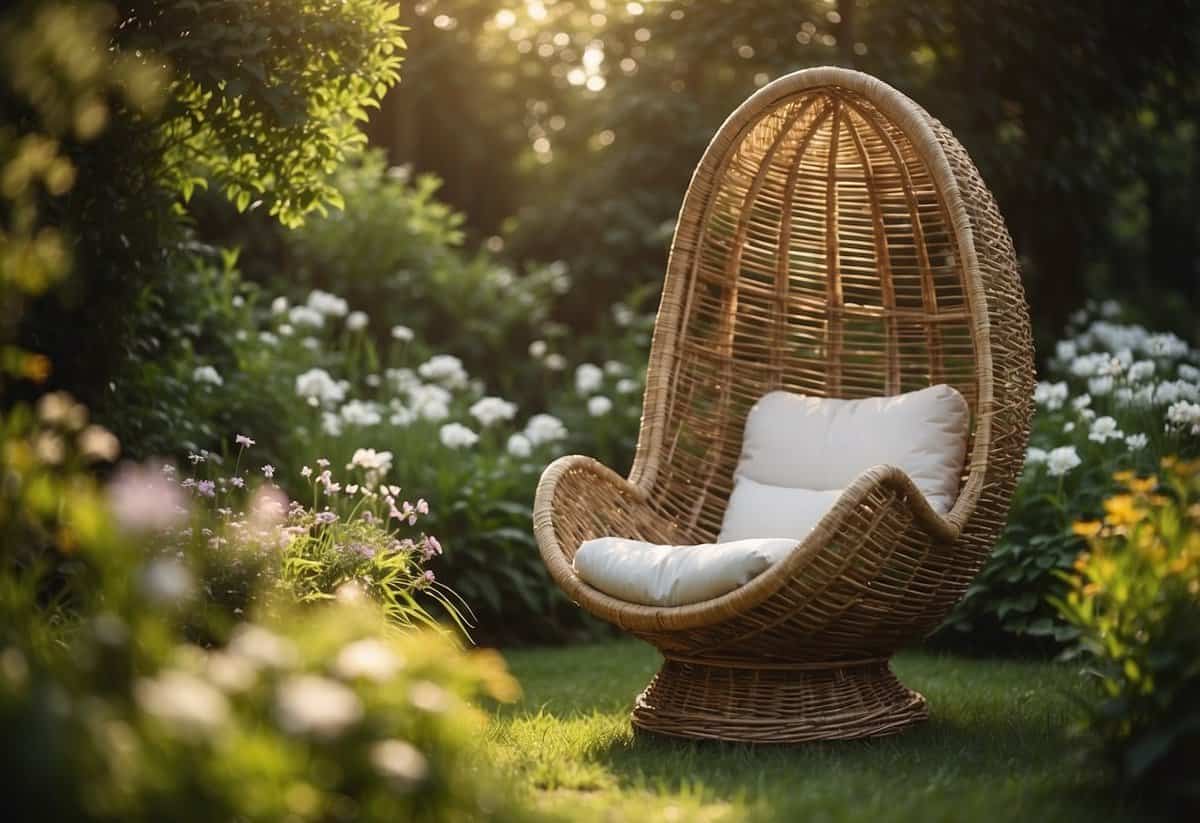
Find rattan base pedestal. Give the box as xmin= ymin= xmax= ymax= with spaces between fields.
xmin=630 ymin=657 xmax=928 ymax=743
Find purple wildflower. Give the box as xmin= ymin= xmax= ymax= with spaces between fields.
xmin=262 ymin=464 xmax=275 ymax=479
xmin=422 ymin=570 xmax=435 ymax=585
xmin=423 ymin=535 xmax=442 ymax=559
xmin=315 ymin=511 xmax=338 ymax=525
xmin=196 ymin=480 xmax=216 ymax=498
xmin=229 ymin=476 xmax=245 ymax=488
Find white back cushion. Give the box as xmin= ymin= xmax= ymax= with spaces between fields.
xmin=717 ymin=480 xmax=842 ymax=543
xmin=574 ymin=536 xmax=798 ymax=607
xmin=732 ymin=384 xmax=970 ymax=515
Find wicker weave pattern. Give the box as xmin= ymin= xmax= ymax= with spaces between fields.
xmin=533 ymin=68 xmax=1034 ymax=743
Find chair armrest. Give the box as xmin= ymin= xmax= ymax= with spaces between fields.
xmin=533 ymin=455 xmax=678 ymax=593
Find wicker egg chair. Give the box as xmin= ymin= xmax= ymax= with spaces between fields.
xmin=533 ymin=67 xmax=1035 ymax=743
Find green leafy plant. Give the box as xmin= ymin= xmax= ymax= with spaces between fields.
xmin=1052 ymin=459 xmax=1200 ymax=809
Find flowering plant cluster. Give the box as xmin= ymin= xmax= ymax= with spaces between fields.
xmin=943 ymin=300 xmax=1200 ymax=646
xmin=112 ymin=433 xmax=464 ymax=638
xmin=0 ymin=396 xmax=529 ymax=822
xmin=1052 ymin=459 xmax=1200 ymax=806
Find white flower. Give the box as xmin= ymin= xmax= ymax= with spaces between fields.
xmin=612 ymin=303 xmax=634 ymax=327
xmin=135 ymin=670 xmax=230 ymax=737
xmin=141 ymin=558 xmax=194 ymax=605
xmin=302 ymin=336 xmax=320 ymax=351
xmin=1127 ymin=361 xmax=1156 ymax=383
xmin=346 ymin=310 xmax=369 ymax=331
xmin=389 ymin=404 xmax=417 ymax=427
xmin=306 ymin=289 xmax=349 ymax=318
xmin=575 ymin=363 xmax=604 ymax=394
xmin=276 ymin=675 xmax=363 ymax=739
xmin=334 ymin=638 xmax=404 ymax=682
xmin=1069 ymin=354 xmax=1108 ymax=379
xmin=1054 ymin=340 xmax=1077 ymax=362
xmin=390 ymin=325 xmax=414 ymax=342
xmin=418 ymin=354 xmax=469 ymax=389
xmin=1025 ymin=447 xmax=1047 ymax=465
xmin=1046 ymin=446 xmax=1082 ymax=477
xmin=349 ymin=448 xmax=393 ymax=476
xmin=408 ymin=383 xmax=451 ymax=421
xmin=370 ymin=740 xmax=429 ymax=786
xmin=259 ymin=331 xmax=278 ymax=346
xmin=193 ymin=365 xmax=223 ymax=386
xmin=1088 ymin=416 xmax=1123 ymax=443
xmin=1142 ymin=332 xmax=1188 ymax=359
xmin=604 ymin=360 xmax=627 ymax=376
xmin=1125 ymin=433 xmax=1149 ymax=450
xmin=322 ymin=411 xmax=343 ymax=436
xmin=616 ymin=378 xmax=639 ymax=394
xmin=587 ymin=395 xmax=613 ymax=416
xmin=228 ymin=625 xmax=296 ymax=669
xmin=1033 ymin=381 xmax=1068 ymax=410
xmin=525 ymin=413 xmax=567 ymax=446
xmin=469 ymin=396 xmax=518 ymax=427
xmin=79 ymin=425 xmax=120 ymax=462
xmin=1063 ymin=421 xmax=1075 ymax=433
xmin=506 ymin=433 xmax=533 ymax=458
xmin=528 ymin=340 xmax=548 ymax=358
xmin=295 ymin=368 xmax=347 ymax=407
xmin=386 ymin=367 xmax=419 ymax=393
xmin=1071 ymin=394 xmax=1092 ymax=411
xmin=439 ymin=422 xmax=479 ymax=449
xmin=277 ymin=323 xmax=294 ymax=337
xmin=340 ymin=400 xmax=383 ymax=427
xmin=205 ymin=652 xmax=257 ymax=693
xmin=1088 ymin=376 xmax=1114 ymax=397
xmin=271 ymin=296 xmax=289 ymax=315
xmin=1100 ymin=299 xmax=1122 ymax=318
xmin=289 ymin=305 xmax=325 ymax=329
xmin=1179 ymin=363 xmax=1200 ymax=382
xmin=544 ymin=353 xmax=567 ymax=371
xmin=1166 ymin=401 xmax=1200 ymax=435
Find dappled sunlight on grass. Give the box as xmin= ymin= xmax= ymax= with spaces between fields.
xmin=490 ymin=640 xmax=1158 ymax=822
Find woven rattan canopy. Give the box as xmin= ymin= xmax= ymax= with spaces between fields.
xmin=534 ymin=67 xmax=1035 ymax=743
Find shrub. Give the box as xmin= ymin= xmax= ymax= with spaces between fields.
xmin=941 ymin=301 xmax=1200 ymax=648
xmin=0 ymin=395 xmax=532 ymax=822
xmin=1053 ymin=459 xmax=1200 ymax=809
xmin=99 ymin=245 xmax=653 ymax=643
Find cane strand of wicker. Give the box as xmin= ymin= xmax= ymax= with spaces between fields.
xmin=533 ymin=67 xmax=1035 ymax=743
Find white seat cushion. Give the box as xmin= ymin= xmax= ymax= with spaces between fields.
xmin=729 ymin=384 xmax=969 ymax=516
xmin=717 ymin=480 xmax=843 ymax=543
xmin=574 ymin=536 xmax=799 ymax=607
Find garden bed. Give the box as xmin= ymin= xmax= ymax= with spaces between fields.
xmin=490 ymin=640 xmax=1156 ymax=822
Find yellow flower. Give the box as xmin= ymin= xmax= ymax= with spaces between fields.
xmin=1072 ymin=520 xmax=1103 ymax=538
xmin=1126 ymin=475 xmax=1158 ymax=495
xmin=1112 ymin=469 xmax=1136 ymax=486
xmin=1103 ymin=494 xmax=1145 ymax=527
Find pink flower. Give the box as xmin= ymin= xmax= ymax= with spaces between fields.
xmin=235 ymin=434 xmax=255 ymax=448
xmin=262 ymin=464 xmax=276 ymax=479
xmin=423 ymin=535 xmax=442 ymax=559
xmin=415 ymin=498 xmax=429 ymax=515
xmin=107 ymin=462 xmax=188 ymax=532
xmin=422 ymin=570 xmax=435 ymax=584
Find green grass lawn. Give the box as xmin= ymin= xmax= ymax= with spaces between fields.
xmin=488 ymin=640 xmax=1156 ymax=822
